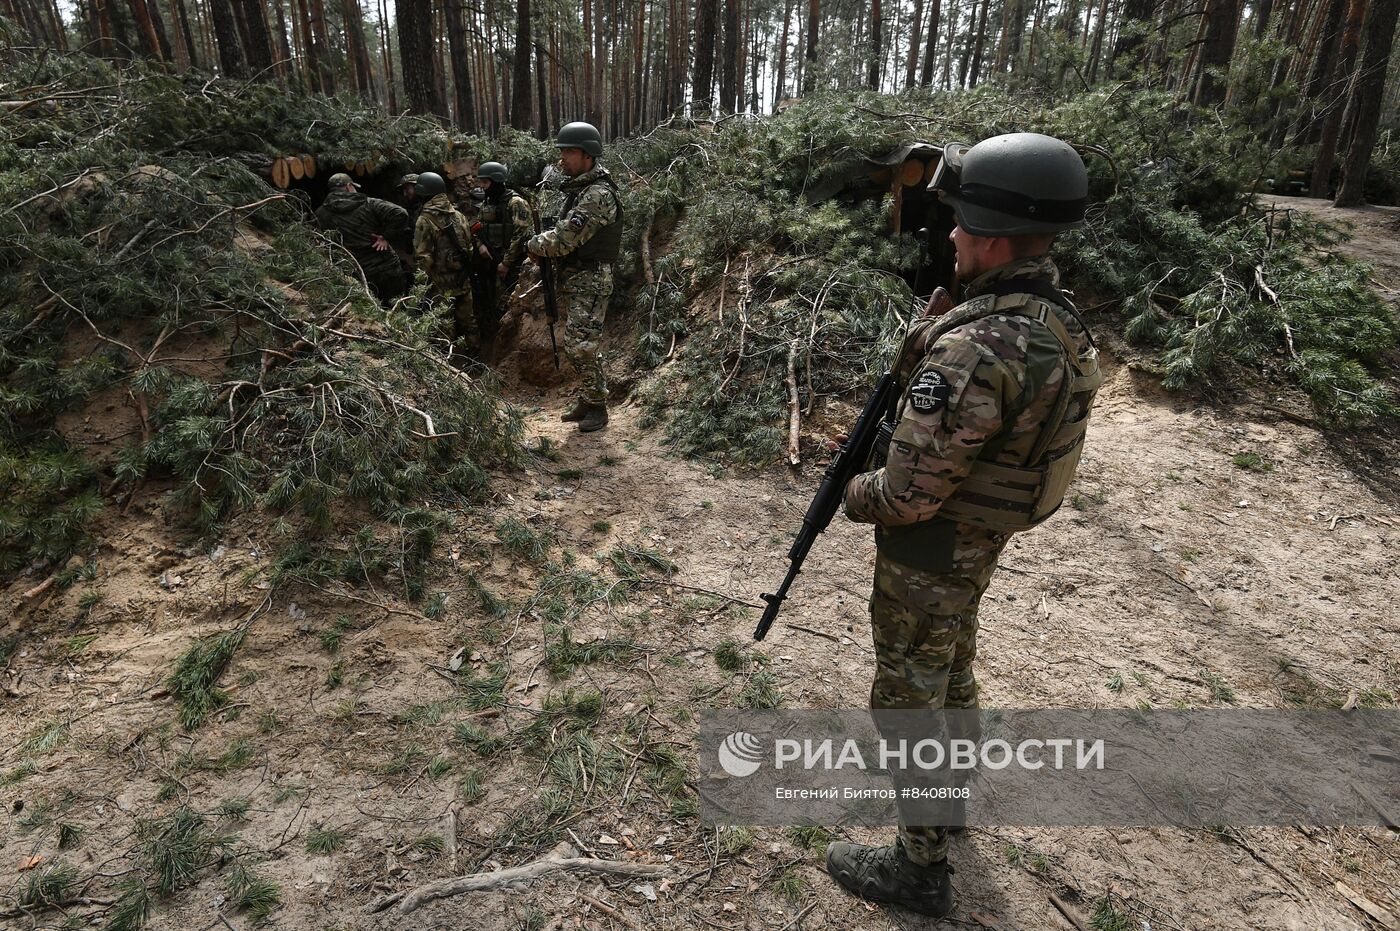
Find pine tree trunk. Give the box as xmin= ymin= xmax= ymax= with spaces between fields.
xmin=774 ymin=0 xmax=792 ymax=105
xmin=171 ymin=0 xmax=199 ymax=67
xmin=802 ymin=0 xmax=819 ymax=92
xmin=592 ymin=0 xmax=606 ymax=124
xmin=209 ymin=0 xmax=248 ymax=75
xmin=1111 ymin=0 xmax=1155 ymax=74
xmin=511 ymin=0 xmax=533 ymax=128
xmin=127 ymin=0 xmax=165 ymax=59
xmin=868 ymin=0 xmax=882 ymax=87
xmin=235 ymin=0 xmax=274 ymax=76
xmin=536 ymin=35 xmax=550 ymax=136
xmin=1192 ymin=0 xmax=1242 ymax=103
xmin=398 ymin=0 xmax=446 ymax=117
xmin=344 ymin=0 xmax=377 ymax=97
xmin=1086 ymin=0 xmax=1112 ymax=80
xmin=1335 ymin=0 xmax=1399 ymax=203
xmin=720 ymin=0 xmax=739 ymax=109
xmin=921 ymin=0 xmax=941 ymax=83
xmin=1310 ymin=0 xmax=1368 ymax=195
xmin=443 ymin=0 xmax=474 ymax=128
xmin=632 ymin=0 xmax=647 ymax=129
xmin=906 ymin=0 xmax=924 ymax=87
xmin=377 ymin=0 xmax=398 ymax=109
xmin=968 ymin=0 xmax=991 ymax=85
xmin=693 ymin=0 xmax=718 ymax=107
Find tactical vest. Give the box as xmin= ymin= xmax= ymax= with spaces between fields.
xmin=560 ymin=176 xmax=624 ymax=265
xmin=885 ymin=279 xmax=1102 ymax=535
xmin=477 ymin=190 xmax=521 ymax=252
xmin=426 ymin=213 xmax=471 ymax=286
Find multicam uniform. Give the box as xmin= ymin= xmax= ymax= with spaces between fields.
xmin=843 ymin=255 xmax=1101 ymax=865
xmin=526 ymin=164 xmax=622 ymax=407
xmin=414 ymin=193 xmax=479 ymax=356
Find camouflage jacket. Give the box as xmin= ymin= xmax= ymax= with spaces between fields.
xmin=315 ymin=191 xmax=411 ymax=277
xmin=526 ymin=164 xmax=621 ymax=267
xmin=844 ymin=256 xmax=1093 ymax=531
xmin=414 ymin=195 xmax=475 ymax=294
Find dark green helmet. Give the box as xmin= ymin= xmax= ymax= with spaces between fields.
xmin=931 ymin=133 xmax=1088 ymax=237
xmin=415 ymin=171 xmax=447 ymax=198
xmin=478 ymin=161 xmax=508 ymax=183
xmin=328 ymin=172 xmax=359 ymax=190
xmin=555 ymin=121 xmax=603 ymax=158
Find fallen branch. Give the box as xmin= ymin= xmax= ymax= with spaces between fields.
xmin=580 ymin=891 xmax=644 ymax=930
xmin=369 ymin=842 xmax=668 ymax=914
xmin=1049 ymin=892 xmax=1088 ymax=930
xmin=785 ymin=338 xmax=802 ymax=467
xmin=640 ymin=210 xmax=656 ymax=286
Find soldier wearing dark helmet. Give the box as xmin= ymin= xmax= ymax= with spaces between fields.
xmin=825 ymin=133 xmax=1102 ymax=918
xmin=315 ymin=172 xmax=412 ymax=304
xmin=526 ymin=121 xmax=623 ymax=434
xmin=412 ymin=171 xmax=480 ymax=361
xmin=471 ymin=161 xmax=532 ymax=347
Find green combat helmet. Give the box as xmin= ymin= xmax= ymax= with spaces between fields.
xmin=415 ymin=172 xmax=447 ymax=198
xmin=327 ymin=172 xmax=359 ymax=190
xmin=554 ymin=121 xmax=603 ymax=157
xmin=478 ymin=162 xmax=508 ymax=183
xmin=931 ymin=133 xmax=1087 ymax=237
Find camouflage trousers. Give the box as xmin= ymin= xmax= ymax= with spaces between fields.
xmin=868 ymin=526 xmax=1005 ymax=865
xmin=435 ymin=287 xmax=478 ymax=361
xmin=559 ymin=264 xmax=611 ymax=406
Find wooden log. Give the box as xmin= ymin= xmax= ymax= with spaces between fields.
xmin=288 ymin=155 xmax=305 ymax=180
xmin=901 ymin=157 xmax=925 ymax=187
xmin=271 ymin=156 xmax=290 ymax=189
xmin=302 ymin=154 xmax=316 ymax=178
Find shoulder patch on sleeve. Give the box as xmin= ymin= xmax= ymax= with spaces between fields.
xmin=567 ymin=213 xmax=586 ymax=230
xmin=908 ymin=369 xmax=951 ymax=414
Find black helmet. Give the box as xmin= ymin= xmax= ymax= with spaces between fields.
xmin=554 ymin=121 xmax=603 ymax=158
xmin=930 ymin=133 xmax=1088 ymax=237
xmin=415 ymin=171 xmax=447 ymax=199
xmin=478 ymin=161 xmax=508 ymax=183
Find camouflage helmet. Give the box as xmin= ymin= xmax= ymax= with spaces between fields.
xmin=328 ymin=172 xmax=359 ymax=190
xmin=399 ymin=173 xmax=420 ymax=187
xmin=478 ymin=161 xmax=508 ymax=183
xmin=931 ymin=133 xmax=1088 ymax=237
xmin=554 ymin=121 xmax=603 ymax=158
xmin=415 ymin=171 xmax=447 ymax=198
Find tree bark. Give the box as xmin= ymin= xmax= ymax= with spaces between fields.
xmin=802 ymin=0 xmax=819 ymax=92
xmin=209 ymin=0 xmax=248 ymax=75
xmin=1086 ymin=0 xmax=1112 ymax=81
xmin=511 ymin=0 xmax=533 ymax=128
xmin=1192 ymin=0 xmax=1242 ymax=103
xmin=442 ymin=0 xmax=474 ymax=129
xmin=921 ymin=0 xmax=941 ymax=83
xmin=868 ymin=0 xmax=882 ymax=87
xmin=398 ymin=0 xmax=446 ymax=118
xmin=906 ymin=0 xmax=924 ymax=87
xmin=1310 ymin=0 xmax=1368 ymax=195
xmin=774 ymin=0 xmax=793 ymax=104
xmin=234 ymin=0 xmax=274 ymax=77
xmin=967 ymin=0 xmax=991 ymax=85
xmin=693 ymin=0 xmax=718 ymax=107
xmin=1335 ymin=0 xmax=1399 ymax=203
xmin=720 ymin=0 xmax=739 ymax=109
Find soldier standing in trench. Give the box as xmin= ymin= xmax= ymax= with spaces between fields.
xmin=526 ymin=122 xmax=623 ymax=434
xmin=825 ymin=133 xmax=1102 ymax=918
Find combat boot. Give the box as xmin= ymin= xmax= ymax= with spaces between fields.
xmin=561 ymin=399 xmax=591 ymax=422
xmin=825 ymin=841 xmax=954 ymax=917
xmin=577 ymin=403 xmax=609 ymax=433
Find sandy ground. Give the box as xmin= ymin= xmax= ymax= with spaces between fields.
xmin=2 ymin=199 xmax=1398 ymax=930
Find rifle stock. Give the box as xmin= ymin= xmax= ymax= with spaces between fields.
xmin=754 ymin=372 xmax=895 ymax=641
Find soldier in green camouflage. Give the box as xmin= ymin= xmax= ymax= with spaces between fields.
xmin=412 ymin=172 xmax=480 ymax=361
xmin=826 ymin=133 xmax=1102 ymax=918
xmin=471 ymin=161 xmax=532 ymax=348
xmin=526 ymin=122 xmax=623 ymax=434
xmin=315 ymin=173 xmax=412 ymax=304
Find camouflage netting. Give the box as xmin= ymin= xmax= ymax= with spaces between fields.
xmin=603 ymin=87 xmax=1398 ymax=466
xmin=0 ymin=46 xmax=523 ymax=586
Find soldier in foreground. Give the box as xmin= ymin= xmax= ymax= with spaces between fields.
xmin=826 ymin=133 xmax=1101 ymax=917
xmin=412 ymin=172 xmax=479 ymax=362
xmin=471 ymin=161 xmax=532 ymax=349
xmin=315 ymin=172 xmax=411 ymax=304
xmin=526 ymin=122 xmax=623 ymax=434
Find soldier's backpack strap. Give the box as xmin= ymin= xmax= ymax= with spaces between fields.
xmin=934 ymin=280 xmax=1103 ymax=532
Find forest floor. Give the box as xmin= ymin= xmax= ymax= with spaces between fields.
xmin=2 ymin=196 xmax=1398 ymax=931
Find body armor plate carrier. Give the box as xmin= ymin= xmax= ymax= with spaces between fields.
xmin=881 ymin=278 xmax=1102 ymax=534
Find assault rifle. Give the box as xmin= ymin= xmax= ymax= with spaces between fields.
xmin=528 ymin=199 xmax=561 ymax=370
xmin=754 ymin=372 xmax=896 ymax=641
